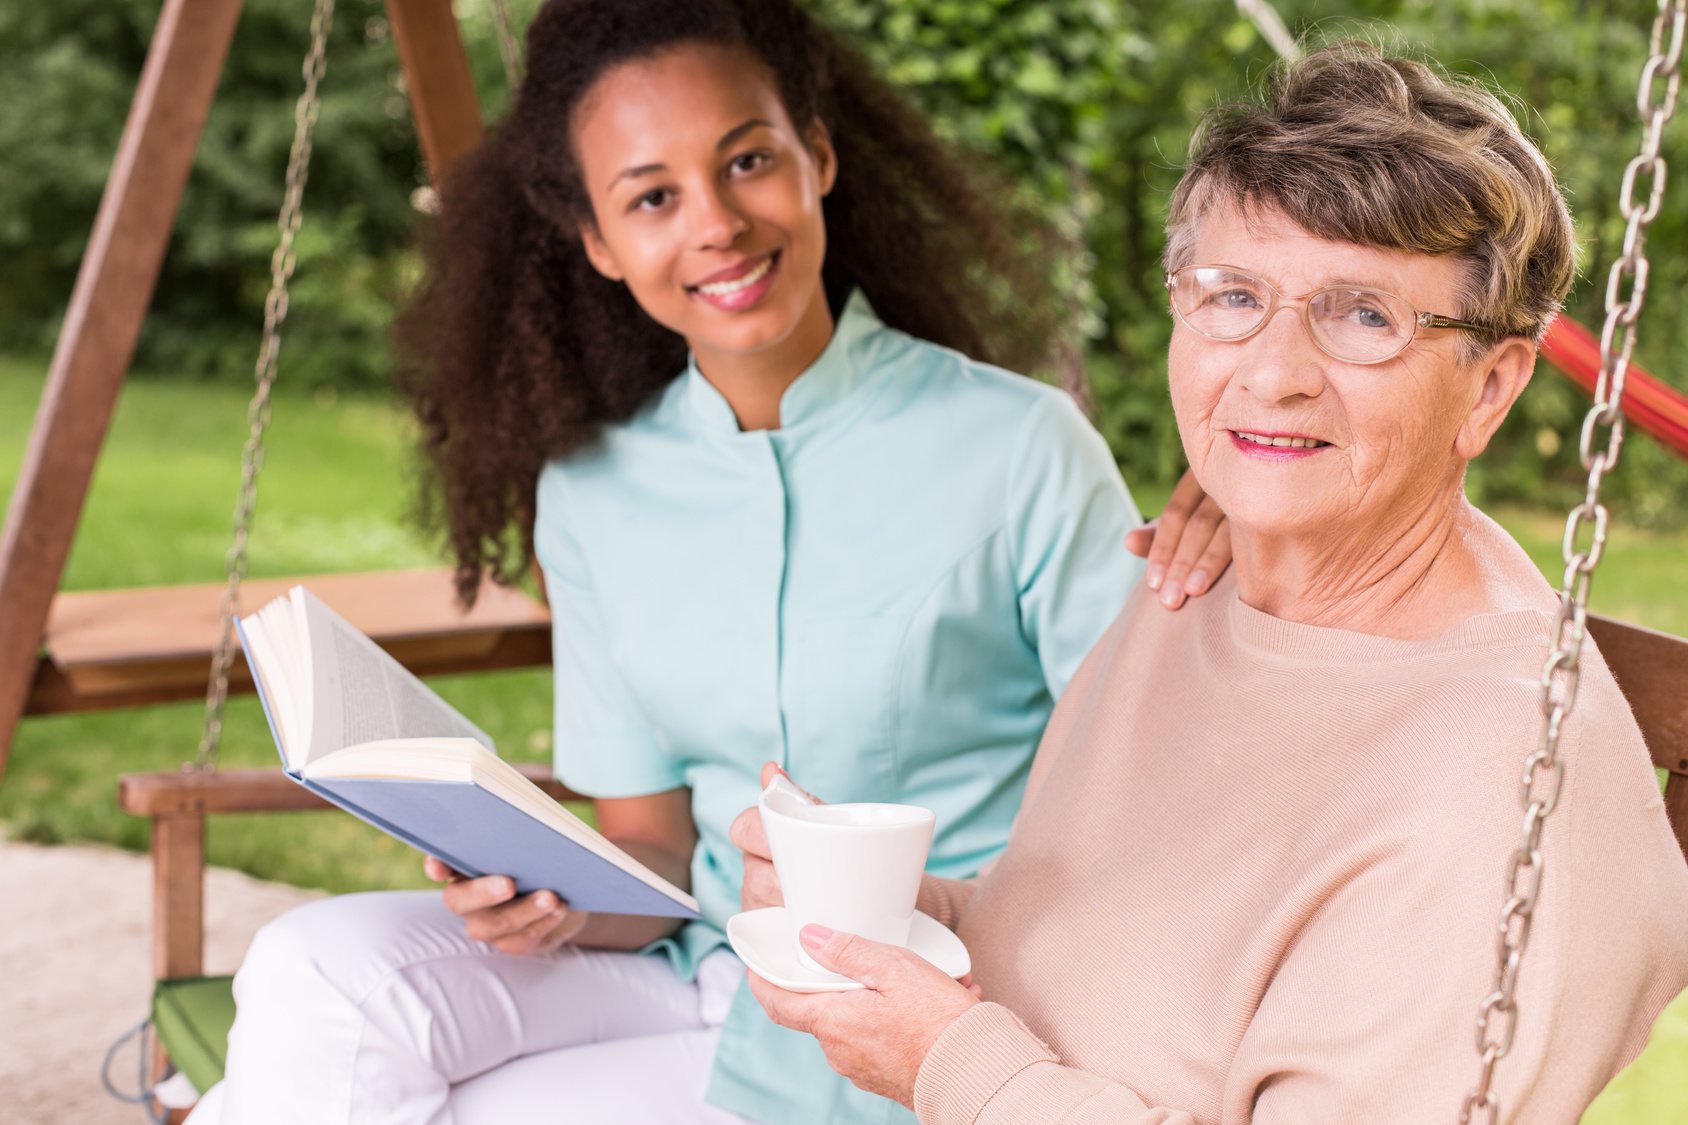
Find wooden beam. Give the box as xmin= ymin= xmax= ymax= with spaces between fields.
xmin=148 ymin=811 xmax=203 ymax=1116
xmin=123 ymin=769 xmax=334 ymax=818
xmin=0 ymin=0 xmax=247 ymax=782
xmin=25 ymin=569 xmax=551 ymax=716
xmin=120 ymin=763 xmax=585 ymax=818
xmin=385 ymin=0 xmax=484 ymax=179
xmin=1586 ymin=614 xmax=1688 ymax=769
xmin=1586 ymin=613 xmax=1688 ymax=863
xmin=153 ymin=814 xmax=207 ymax=981
xmin=25 ymin=626 xmax=551 ymax=716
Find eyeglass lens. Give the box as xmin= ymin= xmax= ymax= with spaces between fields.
xmin=1171 ymin=267 xmax=1417 ymax=363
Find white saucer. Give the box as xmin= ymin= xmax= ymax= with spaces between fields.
xmin=726 ymin=907 xmax=970 ymax=994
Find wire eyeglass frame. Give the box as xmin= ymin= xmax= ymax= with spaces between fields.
xmin=1165 ymin=264 xmax=1500 ymax=365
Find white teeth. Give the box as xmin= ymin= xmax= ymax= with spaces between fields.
xmin=1235 ymin=431 xmax=1327 ymax=449
xmin=696 ymin=256 xmax=772 ymax=296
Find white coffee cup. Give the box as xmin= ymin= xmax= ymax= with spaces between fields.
xmin=758 ymin=775 xmax=936 ymax=973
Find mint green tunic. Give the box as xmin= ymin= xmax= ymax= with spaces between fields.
xmin=533 ymin=293 xmax=1143 ymax=1124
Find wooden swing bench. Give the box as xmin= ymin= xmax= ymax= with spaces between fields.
xmin=26 ymin=569 xmax=552 ymax=717
xmin=66 ymin=571 xmax=566 ymax=991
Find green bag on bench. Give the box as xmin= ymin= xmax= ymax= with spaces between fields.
xmin=152 ymin=976 xmax=237 ymax=1095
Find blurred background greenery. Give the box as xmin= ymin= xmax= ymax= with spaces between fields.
xmin=2 ymin=0 xmax=1685 ymax=517
xmin=1 ymin=0 xmax=1685 ymax=890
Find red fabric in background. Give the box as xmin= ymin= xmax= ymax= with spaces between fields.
xmin=1539 ymin=316 xmax=1688 ymax=460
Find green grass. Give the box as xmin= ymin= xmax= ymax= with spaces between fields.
xmin=0 ymin=356 xmax=439 ymax=590
xmin=1484 ymin=505 xmax=1688 ymax=638
xmin=2 ymin=356 xmax=1684 ymax=890
xmin=0 ymin=356 xmax=565 ymax=892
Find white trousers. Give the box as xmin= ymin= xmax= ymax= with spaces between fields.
xmin=184 ymin=891 xmax=756 ymax=1125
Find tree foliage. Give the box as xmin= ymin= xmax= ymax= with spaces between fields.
xmin=0 ymin=0 xmax=513 ymax=386
xmin=0 ymin=0 xmax=1682 ymax=521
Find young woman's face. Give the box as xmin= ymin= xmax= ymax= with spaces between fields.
xmin=573 ymin=43 xmax=836 ymax=362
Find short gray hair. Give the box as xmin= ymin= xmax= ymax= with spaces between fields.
xmin=1165 ymin=42 xmax=1576 ymax=355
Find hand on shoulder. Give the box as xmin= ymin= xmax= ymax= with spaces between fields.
xmin=1125 ymin=468 xmax=1232 ymax=609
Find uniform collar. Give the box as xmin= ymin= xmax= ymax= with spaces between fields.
xmin=684 ymin=290 xmax=883 ymax=435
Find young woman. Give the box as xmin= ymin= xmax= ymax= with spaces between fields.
xmin=189 ymin=1 xmax=1228 ymax=1122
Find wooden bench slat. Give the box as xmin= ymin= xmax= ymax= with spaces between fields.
xmin=1587 ymin=613 xmax=1688 ymax=775
xmin=118 ymin=762 xmax=585 ymax=818
xmin=27 ymin=569 xmax=552 ymax=715
xmin=1586 ymin=613 xmax=1688 ymax=865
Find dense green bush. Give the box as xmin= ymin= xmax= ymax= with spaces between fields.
xmin=1368 ymin=0 xmax=1688 ymax=526
xmin=817 ymin=0 xmax=1688 ymax=521
xmin=0 ymin=0 xmax=520 ymax=388
xmin=0 ymin=0 xmax=1682 ymax=521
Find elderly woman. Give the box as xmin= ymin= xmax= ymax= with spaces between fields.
xmin=732 ymin=44 xmax=1688 ymax=1123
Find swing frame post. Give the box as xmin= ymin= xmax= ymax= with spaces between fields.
xmin=0 ymin=0 xmax=246 ymax=780
xmin=386 ymin=0 xmax=487 ymax=175
xmin=0 ymin=0 xmax=485 ymax=784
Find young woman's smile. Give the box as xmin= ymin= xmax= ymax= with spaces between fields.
xmin=690 ymin=250 xmax=780 ymax=310
xmin=572 ymin=43 xmax=837 ymax=427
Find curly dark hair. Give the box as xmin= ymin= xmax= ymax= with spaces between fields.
xmin=395 ymin=0 xmax=1070 ymax=603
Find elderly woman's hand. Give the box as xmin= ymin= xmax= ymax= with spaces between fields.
xmin=1125 ymin=467 xmax=1231 ymax=609
xmin=747 ymin=923 xmax=983 ymax=1108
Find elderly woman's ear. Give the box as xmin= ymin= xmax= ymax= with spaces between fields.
xmin=1454 ymin=336 xmax=1539 ymax=460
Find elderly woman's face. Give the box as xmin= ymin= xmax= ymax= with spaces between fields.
xmin=1168 ymin=206 xmax=1489 ymax=541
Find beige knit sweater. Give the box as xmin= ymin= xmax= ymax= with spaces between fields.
xmin=912 ymin=573 xmax=1688 ymax=1125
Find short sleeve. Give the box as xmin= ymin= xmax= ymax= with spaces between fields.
xmin=534 ymin=467 xmax=686 ymax=798
xmin=1004 ymin=391 xmax=1144 ymax=699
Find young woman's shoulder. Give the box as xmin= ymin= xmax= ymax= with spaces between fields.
xmin=877 ymin=321 xmax=1076 ymax=414
xmin=862 ymin=318 xmax=1105 ymax=476
xmin=904 ymin=330 xmax=1115 ymax=477
xmin=539 ymin=369 xmax=695 ymax=474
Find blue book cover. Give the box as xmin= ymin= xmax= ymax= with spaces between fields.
xmin=235 ymin=603 xmax=700 ymax=920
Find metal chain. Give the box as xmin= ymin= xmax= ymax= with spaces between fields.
xmin=194 ymin=0 xmax=336 ymax=771
xmin=1459 ymin=1 xmax=1685 ymax=1119
xmin=489 ymin=0 xmax=524 ymax=90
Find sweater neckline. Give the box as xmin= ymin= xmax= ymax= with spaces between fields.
xmin=1218 ymin=572 xmax=1552 ymax=665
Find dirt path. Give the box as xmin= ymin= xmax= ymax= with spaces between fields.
xmin=0 ymin=841 xmax=321 ymax=1125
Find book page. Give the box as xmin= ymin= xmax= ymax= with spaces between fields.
xmin=239 ymin=602 xmax=305 ymax=771
xmin=294 ymin=587 xmax=493 ymax=768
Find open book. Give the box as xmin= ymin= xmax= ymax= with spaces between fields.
xmin=237 ymin=587 xmax=700 ymax=919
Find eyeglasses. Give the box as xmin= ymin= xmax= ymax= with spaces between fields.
xmin=1165 ymin=265 xmax=1498 ymax=365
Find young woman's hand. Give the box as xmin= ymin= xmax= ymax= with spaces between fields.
xmin=746 ymin=923 xmax=983 ymax=1108
xmin=729 ymin=762 xmax=818 ymax=912
xmin=425 ymin=857 xmax=590 ymax=955
xmin=1124 ymin=467 xmax=1231 ymax=609
xmin=427 ymin=785 xmax=697 ymax=954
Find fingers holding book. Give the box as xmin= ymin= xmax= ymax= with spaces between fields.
xmin=425 ymin=855 xmax=592 ymax=955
